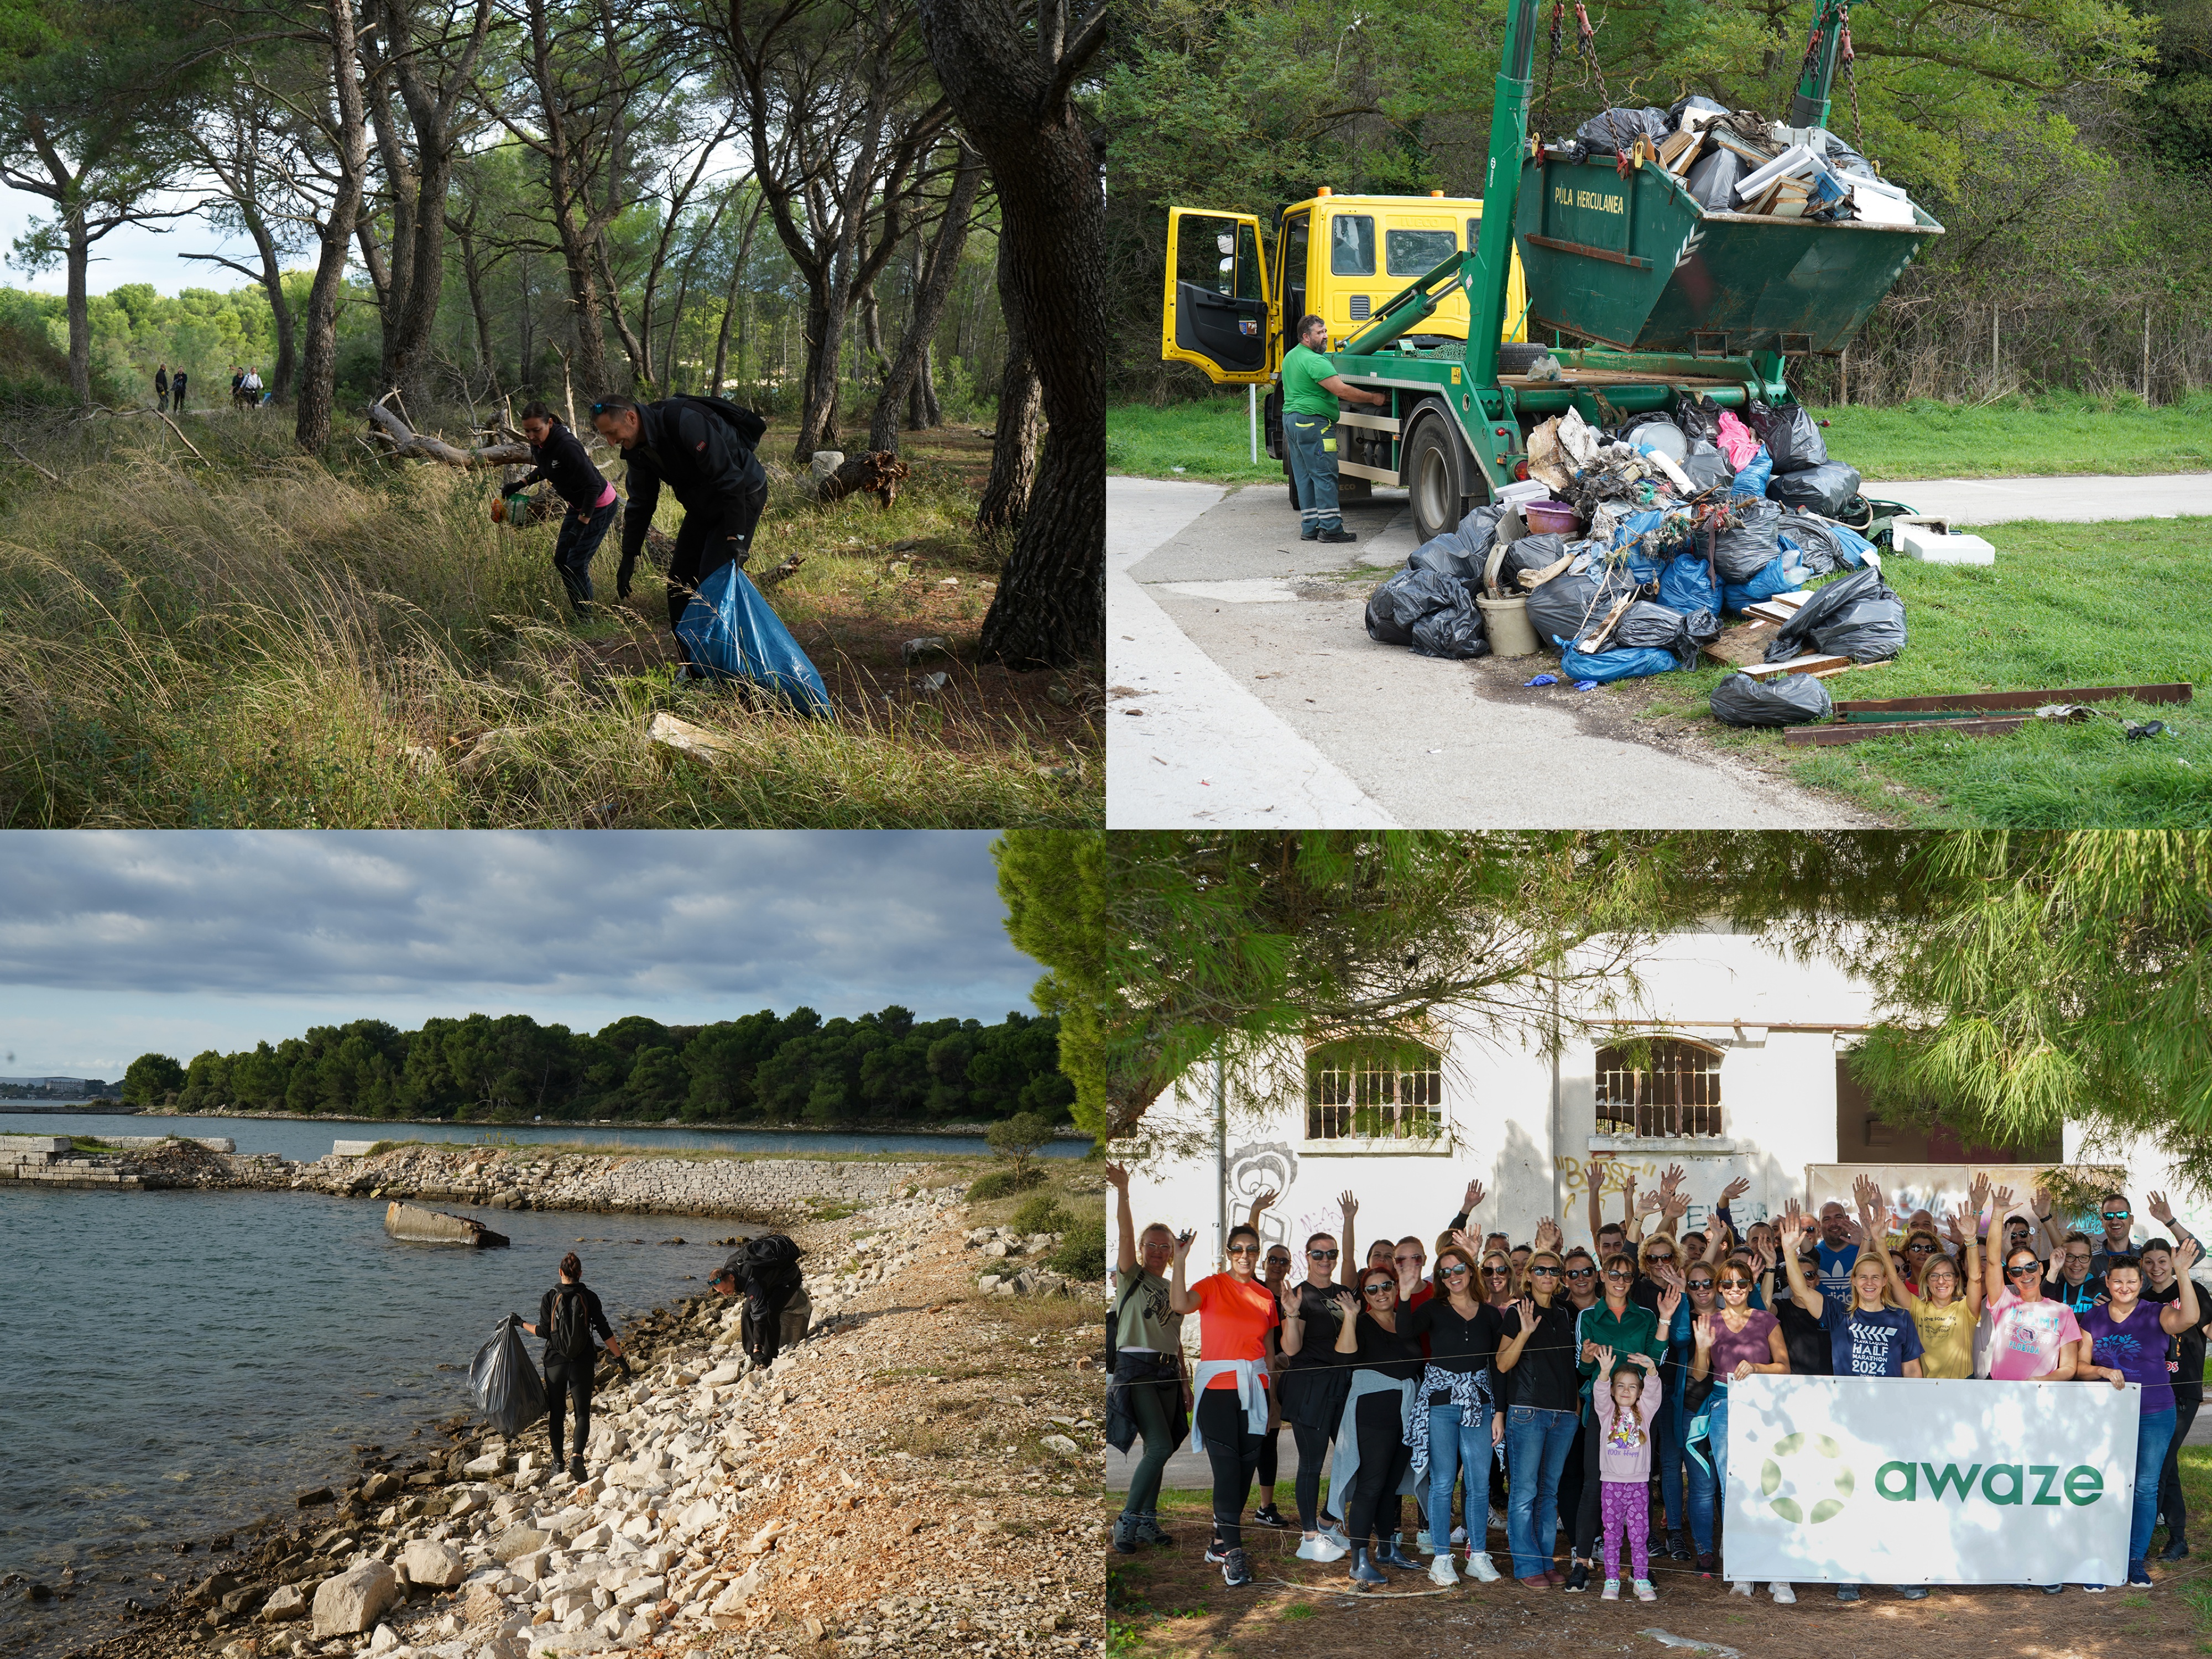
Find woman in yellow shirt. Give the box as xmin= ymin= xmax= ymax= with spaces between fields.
xmin=1858 ymin=1178 xmax=1983 ymax=1377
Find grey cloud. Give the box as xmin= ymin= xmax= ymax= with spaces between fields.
xmin=0 ymin=832 xmax=1037 ymax=1018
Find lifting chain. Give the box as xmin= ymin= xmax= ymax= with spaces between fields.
xmin=1838 ymin=3 xmax=1867 ymax=160
xmin=1567 ymin=1 xmax=1629 ymax=172
xmin=1534 ymin=1 xmax=1566 ymax=147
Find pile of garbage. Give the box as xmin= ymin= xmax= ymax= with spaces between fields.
xmin=1568 ymin=95 xmax=1921 ymax=226
xmin=1364 ymin=392 xmax=1899 ymax=698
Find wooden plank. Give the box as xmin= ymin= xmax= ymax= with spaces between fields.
xmin=1830 ymin=682 xmax=2193 ymax=716
xmin=1741 ymin=653 xmax=1851 ymax=681
xmin=1785 ymin=716 xmax=2032 ymax=748
xmin=1700 ymin=620 xmax=1783 ymax=670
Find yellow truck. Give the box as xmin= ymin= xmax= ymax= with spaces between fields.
xmin=1161 ymin=190 xmax=1529 ymax=498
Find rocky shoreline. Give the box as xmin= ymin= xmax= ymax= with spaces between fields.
xmin=33 ymin=1180 xmax=1103 ymax=1659
xmin=0 ymin=1138 xmax=936 ymax=1225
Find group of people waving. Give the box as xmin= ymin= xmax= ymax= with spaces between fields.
xmin=1104 ymin=1161 xmax=2209 ymax=1600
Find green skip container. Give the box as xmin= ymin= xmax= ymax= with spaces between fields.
xmin=1513 ymin=149 xmax=1943 ymax=356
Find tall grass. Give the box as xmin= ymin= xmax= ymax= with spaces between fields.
xmin=0 ymin=411 xmax=1098 ymax=826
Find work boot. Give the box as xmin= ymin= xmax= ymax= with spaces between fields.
xmin=1317 ymin=529 xmax=1357 ymax=544
xmin=568 ymin=1455 xmax=586 ymax=1483
xmin=1112 ymin=1515 xmax=1142 ymax=1555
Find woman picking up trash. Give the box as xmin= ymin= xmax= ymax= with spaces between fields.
xmin=1104 ymin=1163 xmax=1186 ymax=1556
xmin=1170 ymin=1223 xmax=1279 ymax=1589
xmin=2076 ymin=1240 xmax=2201 ymax=1591
xmin=499 ymin=400 xmax=619 ymax=614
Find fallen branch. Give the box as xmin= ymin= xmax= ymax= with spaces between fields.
xmin=366 ymin=397 xmax=531 ymax=467
xmin=814 ymin=450 xmax=911 ymax=509
xmin=69 ymin=404 xmax=213 ymax=467
xmin=754 ymin=552 xmax=805 ymax=591
xmin=1 ymin=434 xmax=59 ymax=483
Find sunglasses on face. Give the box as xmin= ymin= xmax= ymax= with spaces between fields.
xmin=2007 ymin=1263 xmax=2042 ymax=1277
xmin=1605 ymin=1267 xmax=1633 ymax=1280
xmin=1906 ymin=1243 xmax=1935 ymax=1253
xmin=1227 ymin=1244 xmax=1261 ymax=1256
xmin=1687 ymin=1279 xmax=1714 ymax=1291
xmin=1646 ymin=1252 xmax=1673 ymax=1263
xmin=1441 ymin=1264 xmax=1471 ymax=1278
xmin=1267 ymin=1255 xmax=1291 ymax=1269
xmin=1364 ymin=1284 xmax=1396 ymax=1297
xmin=1308 ymin=1249 xmax=1339 ymax=1260
xmin=1720 ymin=1280 xmax=1751 ymax=1292
xmin=1530 ymin=1266 xmax=1561 ymax=1279
xmin=2104 ymin=1209 xmax=2131 ymax=1221
xmin=1564 ymin=1267 xmax=1594 ymax=1281
xmin=1483 ymin=1266 xmax=1511 ymax=1278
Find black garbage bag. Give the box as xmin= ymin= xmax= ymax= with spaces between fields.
xmin=1408 ymin=531 xmax=1481 ymax=585
xmin=1710 ymin=497 xmax=1785 ymax=582
xmin=1767 ymin=461 xmax=1862 ymax=516
xmin=1679 ymin=438 xmax=1731 ymax=495
xmin=1667 ymin=93 xmax=1729 ymax=129
xmin=1411 ymin=587 xmax=1491 ymax=660
xmin=1673 ymin=393 xmax=1724 ymax=448
xmin=1606 ymin=601 xmax=1701 ymax=669
xmin=1710 ymin=671 xmax=1833 ymax=727
xmin=1822 ymin=134 xmax=1880 ymax=180
xmin=1455 ymin=504 xmax=1505 ymax=561
xmin=1365 ymin=567 xmax=1464 ymax=646
xmin=1776 ymin=509 xmax=1868 ymax=577
xmin=1763 ymin=565 xmax=1908 ymax=663
xmin=726 ymin=1233 xmax=808 ymax=1365
xmin=1761 ymin=404 xmax=1829 ymax=474
xmin=1527 ymin=564 xmax=1643 ymax=650
xmin=1685 ymin=148 xmax=1745 ymax=212
xmin=470 ymin=1313 xmax=549 ymax=1437
xmin=1498 ymin=531 xmax=1570 ymax=587
xmin=1577 ymin=107 xmax=1670 ymax=154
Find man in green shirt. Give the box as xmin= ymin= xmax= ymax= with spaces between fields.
xmin=1281 ymin=314 xmax=1387 ymax=543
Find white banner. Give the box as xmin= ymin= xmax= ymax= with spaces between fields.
xmin=1722 ymin=1376 xmax=2138 ymax=1584
xmin=1803 ymin=1163 xmax=2049 ymax=1235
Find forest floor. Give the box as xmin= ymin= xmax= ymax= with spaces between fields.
xmin=0 ymin=407 xmax=1098 ymax=827
xmin=1108 ymin=392 xmax=2212 ymax=486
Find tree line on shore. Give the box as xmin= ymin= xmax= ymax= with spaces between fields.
xmin=120 ymin=1005 xmax=1074 ymax=1126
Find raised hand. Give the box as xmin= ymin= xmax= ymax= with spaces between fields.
xmin=2150 ymin=1191 xmax=2177 ymax=1226
xmin=1853 ymin=1172 xmax=1885 ymax=1221
xmin=1584 ymin=1156 xmax=1608 ymax=1194
xmin=1104 ymin=1162 xmax=1130 ymax=1191
xmin=1250 ymin=1187 xmax=1278 ymax=1214
xmin=1593 ymin=1343 xmax=1616 ymax=1373
xmin=1692 ymin=1312 xmax=1715 ymax=1350
xmin=1661 ymin=1187 xmax=1691 ymax=1221
xmin=1463 ymin=1177 xmax=1488 ymax=1214
xmin=1945 ymin=1211 xmax=1969 ymax=1248
xmin=1652 ymin=1260 xmax=1684 ymax=1293
xmin=1658 ymin=1163 xmax=1687 ymax=1200
xmin=1749 ymin=1241 xmax=1773 ymax=1277
xmin=2179 ymin=1236 xmax=2203 ymax=1273
xmin=2031 ymin=1185 xmax=2053 ymax=1222
xmin=1778 ymin=1219 xmax=1806 ymax=1257
xmin=1173 ymin=1229 xmax=1197 ymax=1261
xmin=1339 ymin=1190 xmax=1359 ymax=1220
xmin=1535 ymin=1217 xmax=1564 ymax=1254
xmin=1840 ymin=1214 xmax=1865 ymax=1246
xmin=1966 ymin=1172 xmax=1991 ymax=1220
xmin=1632 ymin=1351 xmax=1658 ymax=1373
xmin=1278 ymin=1278 xmax=1305 ymax=1319
xmin=1331 ymin=1286 xmax=1359 ymax=1312
xmin=1515 ymin=1297 xmax=1537 ymax=1332
xmin=1718 ymin=1176 xmax=1751 ymax=1208
xmin=1658 ymin=1286 xmax=1683 ymax=1326
xmin=1990 ymin=1183 xmax=2016 ymax=1215
xmin=1451 ymin=1227 xmax=1479 ymax=1258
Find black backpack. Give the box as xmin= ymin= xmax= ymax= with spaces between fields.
xmin=549 ymin=1284 xmax=595 ymax=1364
xmin=670 ymin=394 xmax=768 ymax=455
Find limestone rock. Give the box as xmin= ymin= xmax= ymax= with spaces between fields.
xmin=1039 ymin=1434 xmax=1079 ymax=1458
xmin=369 ymin=1624 xmax=399 ymax=1653
xmin=399 ymin=1540 xmax=467 ymax=1588
xmin=899 ymin=636 xmax=951 ymax=666
xmin=808 ymin=451 xmax=846 ymax=480
xmin=311 ymin=1560 xmax=400 ymax=1638
xmin=488 ymin=1526 xmax=551 ymax=1563
xmin=259 ymin=1584 xmax=306 ymax=1623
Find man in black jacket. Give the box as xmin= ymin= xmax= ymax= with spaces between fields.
xmin=170 ymin=369 xmax=188 ymax=414
xmin=506 ymin=400 xmax=618 ymax=612
xmin=589 ymin=394 xmax=768 ymax=655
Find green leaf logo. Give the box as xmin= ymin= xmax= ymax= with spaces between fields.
xmin=1760 ymin=1432 xmax=1854 ymax=1524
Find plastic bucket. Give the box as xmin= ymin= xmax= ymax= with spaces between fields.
xmin=1523 ymin=501 xmax=1585 ymax=535
xmin=1477 ymin=593 xmax=1540 ymax=656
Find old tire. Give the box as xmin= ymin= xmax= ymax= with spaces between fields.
xmin=1497 ymin=342 xmax=1551 ymax=375
xmin=1402 ymin=411 xmax=1467 ymax=545
xmin=1286 ymin=461 xmax=1300 ymax=512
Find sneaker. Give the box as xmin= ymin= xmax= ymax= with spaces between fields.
xmin=1251 ymin=1504 xmax=1289 ymax=1531
xmin=1350 ymin=1548 xmax=1387 ymax=1586
xmin=1770 ymin=1582 xmax=1795 ymax=1604
xmin=1897 ymin=1584 xmax=1928 ymax=1600
xmin=1111 ymin=1515 xmax=1141 ymax=1555
xmin=1318 ymin=1517 xmax=1349 ymax=1552
xmin=1429 ymin=1553 xmax=1459 ymax=1588
xmin=1601 ymin=1578 xmax=1620 ymax=1600
xmin=2082 ymin=1583 xmax=2106 ymax=1593
xmin=1667 ymin=1529 xmax=1690 ymax=1561
xmin=567 ymin=1456 xmax=586 ymax=1483
xmin=1489 ymin=1507 xmax=1508 ymax=1533
xmin=1634 ymin=1579 xmax=1658 ymax=1602
xmin=2038 ymin=1583 xmax=2064 ymax=1594
xmin=1451 ymin=1525 xmax=1468 ymax=1545
xmin=1695 ymin=1551 xmax=1715 ymax=1579
xmin=1414 ymin=1528 xmax=1436 ymax=1556
xmin=1204 ymin=1540 xmax=1228 ymax=1565
xmin=1730 ymin=1580 xmax=1752 ymax=1598
xmin=2163 ymin=1538 xmax=2190 ymax=1561
xmin=1834 ymin=1584 xmax=1861 ymax=1602
xmin=1221 ymin=1547 xmax=1254 ymax=1588
xmin=2127 ymin=1562 xmax=2154 ymax=1589
xmin=1134 ymin=1516 xmax=1175 ymax=1548
xmin=1563 ymin=1561 xmax=1589 ymax=1593
xmin=1464 ymin=1551 xmax=1501 ymax=1583
xmin=1317 ymin=529 xmax=1357 ymax=544
xmin=1295 ymin=1533 xmax=1348 ymax=1564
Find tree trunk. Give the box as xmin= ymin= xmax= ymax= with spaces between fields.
xmin=795 ymin=291 xmax=845 ymax=458
xmin=242 ymin=206 xmax=298 ymax=403
xmin=975 ymin=232 xmax=1041 ymax=533
xmin=906 ymin=342 xmax=938 ymax=429
xmin=870 ymin=141 xmax=984 ymax=453
xmin=298 ymin=0 xmax=369 ymax=454
xmin=64 ymin=211 xmax=91 ymax=405
xmin=362 ymin=75 xmax=415 ymax=388
xmin=917 ymin=0 xmax=1105 ymax=669
xmin=458 ymin=222 xmax=500 ymax=403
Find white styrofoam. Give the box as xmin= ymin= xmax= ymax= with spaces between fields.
xmin=1895 ymin=523 xmax=1995 ymax=565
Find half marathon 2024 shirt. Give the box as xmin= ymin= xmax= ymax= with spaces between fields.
xmin=1819 ymin=1298 xmax=1923 ymax=1376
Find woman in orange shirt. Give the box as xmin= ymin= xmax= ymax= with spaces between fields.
xmin=1171 ymin=1222 xmax=1280 ymax=1589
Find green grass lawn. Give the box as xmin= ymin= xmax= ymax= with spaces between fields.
xmin=1109 ymin=390 xmax=2212 ymax=484
xmin=1632 ymin=517 xmax=2212 ymax=825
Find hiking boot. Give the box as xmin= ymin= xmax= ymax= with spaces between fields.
xmin=1220 ymin=1547 xmax=1254 ymax=1588
xmin=1251 ymin=1503 xmax=1289 ymax=1531
xmin=1317 ymin=529 xmax=1357 ymax=544
xmin=1295 ymin=1533 xmax=1347 ymax=1564
xmin=1133 ymin=1515 xmax=1175 ymax=1548
xmin=1350 ymin=1548 xmax=1387 ymax=1586
xmin=1563 ymin=1561 xmax=1589 ymax=1593
xmin=1111 ymin=1516 xmax=1142 ymax=1555
xmin=568 ymin=1456 xmax=586 ymax=1483
xmin=1667 ymin=1529 xmax=1691 ymax=1561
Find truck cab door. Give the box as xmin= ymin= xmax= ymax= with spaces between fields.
xmin=1161 ymin=207 xmax=1272 ymax=384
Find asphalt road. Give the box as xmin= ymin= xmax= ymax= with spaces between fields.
xmin=1108 ymin=470 xmax=2212 ymax=830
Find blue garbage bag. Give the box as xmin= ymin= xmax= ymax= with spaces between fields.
xmin=1720 ymin=552 xmax=1796 ymax=615
xmin=1658 ymin=551 xmax=1719 ymax=615
xmin=1553 ymin=635 xmax=1685 ymax=683
xmin=1730 ymin=444 xmax=1772 ymax=499
xmin=675 ymin=561 xmax=833 ymax=716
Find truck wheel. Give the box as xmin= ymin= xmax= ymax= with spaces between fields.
xmin=1286 ymin=462 xmax=1300 ymax=512
xmin=1497 ymin=342 xmax=1551 ymax=375
xmin=1402 ymin=413 xmax=1466 ymax=544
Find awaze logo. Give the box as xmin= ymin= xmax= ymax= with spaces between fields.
xmin=1874 ymin=1462 xmax=2107 ymax=1506
xmin=1760 ymin=1432 xmax=1854 ymax=1524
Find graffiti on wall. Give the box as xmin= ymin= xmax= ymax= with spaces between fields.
xmin=1226 ymin=1141 xmax=1300 ymax=1247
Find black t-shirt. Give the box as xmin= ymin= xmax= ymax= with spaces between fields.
xmin=1352 ymin=1311 xmax=1426 ymax=1381
xmin=1771 ymin=1296 xmax=1833 ymax=1376
xmin=1402 ymin=1297 xmax=1506 ymax=1381
xmin=1498 ymin=1298 xmax=1583 ymax=1411
xmin=539 ymin=1283 xmax=612 ymax=1364
xmin=1282 ymin=1281 xmax=1352 ymax=1371
xmin=2145 ymin=1277 xmax=2212 ymax=1406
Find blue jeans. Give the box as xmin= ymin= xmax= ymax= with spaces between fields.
xmin=1284 ymin=412 xmax=1342 ymax=536
xmin=2130 ymin=1408 xmax=2178 ymax=1569
xmin=1426 ymin=1402 xmax=1488 ymax=1554
xmin=1505 ymin=1404 xmax=1579 ymax=1579
xmin=1685 ymin=1386 xmax=1727 ymax=1554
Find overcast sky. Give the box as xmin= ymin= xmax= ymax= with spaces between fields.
xmin=0 ymin=189 xmax=264 ymax=298
xmin=0 ymin=832 xmax=1040 ymax=1078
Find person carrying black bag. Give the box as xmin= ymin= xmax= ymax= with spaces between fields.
xmin=588 ymin=393 xmax=769 ymax=667
xmin=519 ymin=1251 xmax=623 ymax=1483
xmin=708 ymin=1233 xmax=811 ymax=1365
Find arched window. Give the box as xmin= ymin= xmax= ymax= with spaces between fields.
xmin=1306 ymin=1040 xmax=1444 ymax=1141
xmin=1593 ymin=1038 xmax=1724 ymax=1138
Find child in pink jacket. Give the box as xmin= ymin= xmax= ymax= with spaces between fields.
xmin=1591 ymin=1347 xmax=1663 ymax=1600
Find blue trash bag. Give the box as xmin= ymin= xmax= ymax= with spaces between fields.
xmin=1657 ymin=551 xmax=1718 ymax=615
xmin=1553 ymin=634 xmax=1685 ymax=683
xmin=1730 ymin=444 xmax=1773 ymax=499
xmin=1720 ymin=552 xmax=1796 ymax=615
xmin=674 ymin=561 xmax=833 ymax=716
